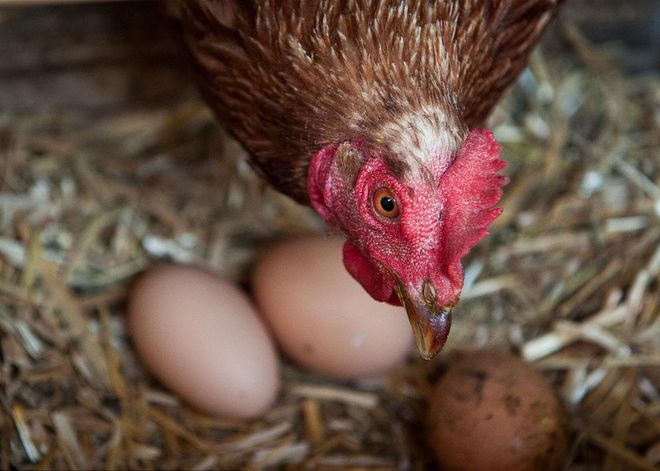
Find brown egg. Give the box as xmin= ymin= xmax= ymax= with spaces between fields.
xmin=128 ymin=264 xmax=280 ymax=420
xmin=252 ymin=235 xmax=413 ymax=380
xmin=428 ymin=350 xmax=568 ymax=471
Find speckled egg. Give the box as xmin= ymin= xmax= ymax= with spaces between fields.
xmin=428 ymin=350 xmax=568 ymax=471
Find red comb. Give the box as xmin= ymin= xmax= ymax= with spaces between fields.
xmin=439 ymin=129 xmax=508 ymax=284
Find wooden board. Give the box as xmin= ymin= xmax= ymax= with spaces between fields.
xmin=0 ymin=2 xmax=192 ymax=110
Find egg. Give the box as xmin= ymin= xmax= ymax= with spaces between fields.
xmin=428 ymin=350 xmax=568 ymax=471
xmin=252 ymin=235 xmax=413 ymax=380
xmin=128 ymin=264 xmax=280 ymax=420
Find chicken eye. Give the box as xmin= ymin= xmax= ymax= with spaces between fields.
xmin=372 ymin=187 xmax=400 ymax=219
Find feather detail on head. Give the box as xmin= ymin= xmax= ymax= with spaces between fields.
xmin=174 ymin=0 xmax=562 ymax=203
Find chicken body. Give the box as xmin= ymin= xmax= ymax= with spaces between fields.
xmin=174 ymin=0 xmax=563 ymax=358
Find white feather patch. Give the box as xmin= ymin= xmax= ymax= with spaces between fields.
xmin=377 ymin=104 xmax=462 ymax=178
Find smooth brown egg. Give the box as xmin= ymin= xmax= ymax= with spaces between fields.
xmin=128 ymin=264 xmax=279 ymax=420
xmin=428 ymin=350 xmax=568 ymax=471
xmin=252 ymin=235 xmax=413 ymax=380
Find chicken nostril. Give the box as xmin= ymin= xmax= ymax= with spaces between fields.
xmin=422 ymin=280 xmax=437 ymax=304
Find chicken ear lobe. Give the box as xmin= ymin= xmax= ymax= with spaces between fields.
xmin=308 ymin=144 xmax=339 ymax=222
xmin=438 ymin=129 xmax=508 ymax=285
xmin=308 ymin=141 xmax=366 ymax=224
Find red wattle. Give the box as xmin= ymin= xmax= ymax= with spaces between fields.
xmin=342 ymin=241 xmax=400 ymax=305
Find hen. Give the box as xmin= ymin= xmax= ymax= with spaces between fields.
xmin=173 ymin=0 xmax=563 ymax=359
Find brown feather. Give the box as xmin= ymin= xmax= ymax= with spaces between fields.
xmin=172 ymin=0 xmax=563 ymax=203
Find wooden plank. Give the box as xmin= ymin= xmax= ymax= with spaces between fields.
xmin=0 ymin=2 xmax=193 ymax=109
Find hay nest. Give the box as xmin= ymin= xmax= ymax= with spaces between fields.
xmin=1 ymin=5 xmax=659 ymax=470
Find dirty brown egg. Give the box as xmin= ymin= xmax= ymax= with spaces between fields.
xmin=252 ymin=235 xmax=413 ymax=380
xmin=428 ymin=350 xmax=568 ymax=471
xmin=128 ymin=264 xmax=280 ymax=420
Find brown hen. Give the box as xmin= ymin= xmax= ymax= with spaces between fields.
xmin=172 ymin=0 xmax=563 ymax=358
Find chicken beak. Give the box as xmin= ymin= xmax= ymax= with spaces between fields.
xmin=394 ymin=281 xmax=452 ymax=360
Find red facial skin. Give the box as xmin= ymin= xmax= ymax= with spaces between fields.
xmin=308 ymin=129 xmax=507 ymax=358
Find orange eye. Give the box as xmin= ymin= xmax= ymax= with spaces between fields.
xmin=372 ymin=187 xmax=400 ymax=219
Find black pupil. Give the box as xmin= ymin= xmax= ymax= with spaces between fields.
xmin=380 ymin=196 xmax=395 ymax=212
